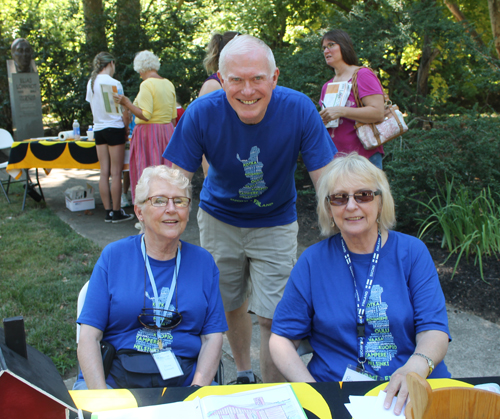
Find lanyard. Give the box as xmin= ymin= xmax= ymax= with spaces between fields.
xmin=340 ymin=232 xmax=381 ymax=369
xmin=141 ymin=235 xmax=181 ymax=348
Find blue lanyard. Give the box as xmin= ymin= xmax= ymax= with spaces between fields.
xmin=141 ymin=235 xmax=181 ymax=348
xmin=340 ymin=232 xmax=381 ymax=369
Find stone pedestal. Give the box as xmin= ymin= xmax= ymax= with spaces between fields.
xmin=7 ymin=60 xmax=44 ymax=141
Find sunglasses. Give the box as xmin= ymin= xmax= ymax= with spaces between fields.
xmin=146 ymin=196 xmax=191 ymax=208
xmin=326 ymin=190 xmax=381 ymax=206
xmin=137 ymin=308 xmax=183 ymax=330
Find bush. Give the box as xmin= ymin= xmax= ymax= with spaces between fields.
xmin=383 ymin=111 xmax=500 ymax=231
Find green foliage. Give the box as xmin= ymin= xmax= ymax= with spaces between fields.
xmin=383 ymin=111 xmax=500 ymax=230
xmin=0 ymin=183 xmax=101 ymax=374
xmin=414 ymin=179 xmax=500 ymax=282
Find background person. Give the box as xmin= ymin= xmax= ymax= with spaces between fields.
xmin=75 ymin=166 xmax=227 ymax=389
xmin=164 ymin=35 xmax=337 ymax=384
xmin=319 ymin=29 xmax=385 ymax=169
xmin=270 ymin=153 xmax=450 ymax=415
xmin=198 ymin=31 xmax=240 ymax=177
xmin=114 ymin=50 xmax=177 ymax=203
xmin=86 ymin=52 xmax=134 ymax=223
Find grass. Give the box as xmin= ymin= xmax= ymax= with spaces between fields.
xmin=0 ymin=182 xmax=102 ymax=375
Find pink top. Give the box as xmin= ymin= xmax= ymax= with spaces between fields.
xmin=320 ymin=67 xmax=384 ymax=159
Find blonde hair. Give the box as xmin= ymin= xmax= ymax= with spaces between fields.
xmin=90 ymin=52 xmax=114 ymax=93
xmin=316 ymin=153 xmax=396 ymax=237
xmin=133 ymin=50 xmax=160 ymax=74
xmin=203 ymin=31 xmax=240 ymax=75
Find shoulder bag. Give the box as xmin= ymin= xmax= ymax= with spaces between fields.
xmin=351 ymin=67 xmax=408 ymax=150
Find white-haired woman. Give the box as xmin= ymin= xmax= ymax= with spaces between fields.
xmin=75 ymin=165 xmax=227 ymax=390
xmin=114 ymin=51 xmax=177 ymax=203
xmin=270 ymin=153 xmax=450 ymax=415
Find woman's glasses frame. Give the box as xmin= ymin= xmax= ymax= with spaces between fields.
xmin=326 ymin=190 xmax=381 ymax=206
xmin=145 ymin=196 xmax=191 ymax=208
xmin=322 ymin=42 xmax=338 ymax=51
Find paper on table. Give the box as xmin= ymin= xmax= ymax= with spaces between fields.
xmin=91 ymin=397 xmax=202 ymax=419
xmin=344 ymin=391 xmax=405 ymax=419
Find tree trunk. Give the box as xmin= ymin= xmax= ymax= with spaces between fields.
xmin=114 ymin=0 xmax=143 ymax=58
xmin=488 ymin=0 xmax=500 ymax=58
xmin=82 ymin=0 xmax=107 ymax=58
xmin=444 ymin=1 xmax=485 ymax=47
xmin=414 ymin=33 xmax=440 ymax=115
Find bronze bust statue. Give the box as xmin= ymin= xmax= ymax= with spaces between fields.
xmin=11 ymin=38 xmax=34 ymax=73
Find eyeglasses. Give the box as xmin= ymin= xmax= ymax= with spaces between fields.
xmin=322 ymin=42 xmax=338 ymax=51
xmin=146 ymin=196 xmax=191 ymax=208
xmin=138 ymin=308 xmax=183 ymax=330
xmin=326 ymin=190 xmax=381 ymax=206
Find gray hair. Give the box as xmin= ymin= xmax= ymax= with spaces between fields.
xmin=316 ymin=153 xmax=396 ymax=237
xmin=134 ymin=166 xmax=192 ymax=230
xmin=133 ymin=50 xmax=160 ymax=74
xmin=219 ymin=35 xmax=276 ymax=79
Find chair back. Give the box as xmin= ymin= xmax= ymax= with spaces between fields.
xmin=76 ymin=281 xmax=90 ymax=344
xmin=406 ymin=371 xmax=500 ymax=419
xmin=0 ymin=129 xmax=14 ymax=150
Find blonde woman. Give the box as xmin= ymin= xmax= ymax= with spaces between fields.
xmin=86 ymin=52 xmax=134 ymax=223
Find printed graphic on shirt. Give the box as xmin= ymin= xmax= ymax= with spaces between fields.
xmin=134 ymin=286 xmax=176 ymax=353
xmin=365 ymin=284 xmax=397 ymax=372
xmin=231 ymin=146 xmax=273 ymax=207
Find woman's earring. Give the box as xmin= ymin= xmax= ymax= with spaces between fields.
xmin=331 ymin=218 xmax=335 ymax=228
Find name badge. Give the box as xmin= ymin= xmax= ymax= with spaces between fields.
xmin=152 ymin=349 xmax=183 ymax=380
xmin=342 ymin=364 xmax=378 ymax=382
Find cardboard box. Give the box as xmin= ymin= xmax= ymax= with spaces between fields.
xmin=64 ymin=183 xmax=95 ymax=211
xmin=65 ymin=196 xmax=95 ymax=212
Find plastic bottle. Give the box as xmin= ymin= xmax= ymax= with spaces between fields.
xmin=73 ymin=120 xmax=80 ymax=140
xmin=87 ymin=125 xmax=94 ymax=141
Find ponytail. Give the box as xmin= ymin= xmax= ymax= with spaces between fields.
xmin=90 ymin=52 xmax=115 ymax=93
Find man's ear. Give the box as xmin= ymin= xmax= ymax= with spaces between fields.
xmin=272 ymin=68 xmax=280 ymax=88
xmin=217 ymin=71 xmax=225 ymax=88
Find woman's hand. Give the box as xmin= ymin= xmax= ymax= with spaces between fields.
xmin=113 ymin=93 xmax=149 ymax=121
xmin=382 ymin=356 xmax=429 ymax=415
xmin=383 ymin=330 xmax=449 ymax=415
xmin=319 ymin=106 xmax=345 ymax=125
xmin=113 ymin=93 xmax=129 ymax=107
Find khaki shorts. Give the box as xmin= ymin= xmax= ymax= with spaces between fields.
xmin=197 ymin=208 xmax=298 ymax=319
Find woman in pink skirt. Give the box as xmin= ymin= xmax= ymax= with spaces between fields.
xmin=114 ymin=50 xmax=177 ymax=203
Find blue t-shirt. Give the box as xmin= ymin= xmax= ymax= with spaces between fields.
xmin=78 ymin=236 xmax=228 ymax=359
xmin=163 ymin=86 xmax=337 ymax=228
xmin=272 ymin=231 xmax=451 ymax=382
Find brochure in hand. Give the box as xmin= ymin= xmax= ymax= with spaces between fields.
xmin=90 ymin=383 xmax=307 ymax=419
xmin=322 ymin=81 xmax=351 ymax=129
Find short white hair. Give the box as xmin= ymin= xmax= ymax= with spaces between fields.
xmin=134 ymin=166 xmax=192 ymax=231
xmin=133 ymin=50 xmax=160 ymax=73
xmin=219 ymin=35 xmax=276 ymax=79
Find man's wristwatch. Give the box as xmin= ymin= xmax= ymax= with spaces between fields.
xmin=411 ymin=352 xmax=434 ymax=377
